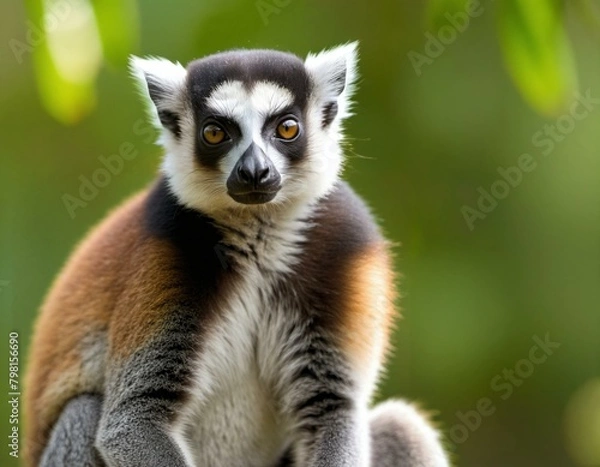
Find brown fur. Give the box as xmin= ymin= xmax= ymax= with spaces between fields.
xmin=24 ymin=186 xmax=183 ymax=466
xmin=24 ymin=182 xmax=398 ymax=466
xmin=339 ymin=243 xmax=397 ymax=376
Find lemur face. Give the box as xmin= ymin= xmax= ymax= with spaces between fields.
xmin=187 ymin=51 xmax=311 ymax=206
xmin=131 ymin=44 xmax=357 ymax=216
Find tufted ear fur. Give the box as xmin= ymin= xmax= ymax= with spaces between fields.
xmin=129 ymin=56 xmax=188 ymax=138
xmin=304 ymin=42 xmax=358 ymax=128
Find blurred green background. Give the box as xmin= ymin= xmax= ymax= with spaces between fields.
xmin=1 ymin=0 xmax=599 ymax=466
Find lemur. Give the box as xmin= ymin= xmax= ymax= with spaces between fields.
xmin=24 ymin=43 xmax=449 ymax=467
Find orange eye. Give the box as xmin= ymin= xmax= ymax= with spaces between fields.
xmin=203 ymin=124 xmax=226 ymax=145
xmin=276 ymin=119 xmax=299 ymax=140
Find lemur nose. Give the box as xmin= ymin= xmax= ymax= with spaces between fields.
xmin=227 ymin=143 xmax=281 ymax=204
xmin=229 ymin=143 xmax=281 ymax=191
xmin=237 ymin=163 xmax=270 ymax=184
xmin=257 ymin=166 xmax=270 ymax=183
xmin=237 ymin=157 xmax=270 ymax=186
xmin=237 ymin=164 xmax=252 ymax=183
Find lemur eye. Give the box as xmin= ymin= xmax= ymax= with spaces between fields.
xmin=202 ymin=124 xmax=227 ymax=145
xmin=276 ymin=119 xmax=299 ymax=140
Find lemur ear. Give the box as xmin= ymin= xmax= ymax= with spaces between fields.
xmin=304 ymin=42 xmax=358 ymax=127
xmin=129 ymin=56 xmax=188 ymax=138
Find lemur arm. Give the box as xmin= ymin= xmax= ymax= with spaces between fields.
xmin=96 ymin=348 xmax=191 ymax=467
xmin=95 ymin=306 xmax=197 ymax=467
xmin=273 ymin=204 xmax=396 ymax=467
xmin=282 ymin=331 xmax=372 ymax=467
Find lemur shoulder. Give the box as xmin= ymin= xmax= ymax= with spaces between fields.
xmin=25 ymin=43 xmax=449 ymax=467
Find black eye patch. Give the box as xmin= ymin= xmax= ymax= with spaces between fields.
xmin=262 ymin=110 xmax=307 ymax=162
xmin=187 ymin=50 xmax=313 ymax=169
xmin=261 ymin=106 xmax=298 ymax=133
xmin=194 ymin=116 xmax=241 ymax=169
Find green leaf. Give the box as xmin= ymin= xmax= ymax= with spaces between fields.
xmin=25 ymin=0 xmax=104 ymax=124
xmin=91 ymin=0 xmax=139 ymax=68
xmin=33 ymin=41 xmax=97 ymax=125
xmin=498 ymin=0 xmax=578 ymax=116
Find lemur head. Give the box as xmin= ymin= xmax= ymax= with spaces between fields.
xmin=131 ymin=43 xmax=358 ymax=217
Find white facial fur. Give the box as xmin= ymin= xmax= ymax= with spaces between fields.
xmin=130 ymin=43 xmax=358 ymax=221
xmin=202 ymin=80 xmax=291 ymax=203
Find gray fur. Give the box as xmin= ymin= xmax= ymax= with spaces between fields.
xmin=369 ymin=401 xmax=449 ymax=467
xmin=96 ymin=419 xmax=188 ymax=467
xmin=41 ymin=396 xmax=446 ymax=467
xmin=40 ymin=394 xmax=104 ymax=467
xmin=37 ymin=44 xmax=450 ymax=467
xmin=95 ymin=316 xmax=201 ymax=467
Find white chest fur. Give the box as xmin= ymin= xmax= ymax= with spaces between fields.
xmin=172 ymin=214 xmax=309 ymax=467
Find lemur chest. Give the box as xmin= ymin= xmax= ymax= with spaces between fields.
xmin=176 ymin=226 xmax=304 ymax=466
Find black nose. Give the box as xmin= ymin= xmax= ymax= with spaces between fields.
xmin=237 ymin=160 xmax=270 ymax=185
xmin=227 ymin=143 xmax=281 ymax=204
